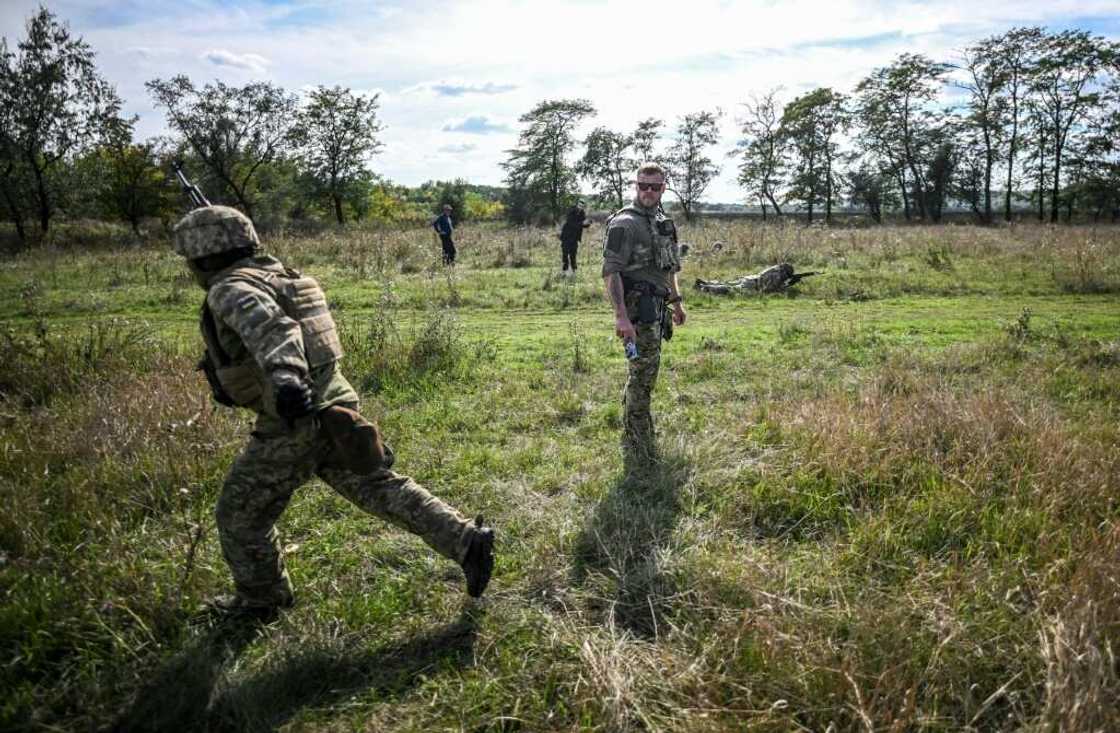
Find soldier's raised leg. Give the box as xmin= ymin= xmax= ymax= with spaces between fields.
xmin=215 ymin=427 xmax=320 ymax=608
xmin=318 ymin=465 xmax=494 ymax=597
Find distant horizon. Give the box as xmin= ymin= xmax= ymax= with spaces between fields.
xmin=2 ymin=0 xmax=1118 ymax=205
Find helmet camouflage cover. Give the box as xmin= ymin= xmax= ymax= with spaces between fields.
xmin=172 ymin=205 xmax=260 ymax=259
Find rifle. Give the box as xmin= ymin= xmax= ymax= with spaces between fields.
xmin=171 ymin=160 xmax=210 ymax=208
xmin=785 ymin=271 xmax=820 ymax=287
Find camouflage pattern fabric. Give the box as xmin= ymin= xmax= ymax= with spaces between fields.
xmin=603 ymin=199 xmax=681 ymax=471
xmin=694 ymin=263 xmax=795 ymax=294
xmin=601 ymin=200 xmax=673 ymax=292
xmin=621 ymin=316 xmax=663 ymax=469
xmin=217 ymin=417 xmax=474 ymax=607
xmin=192 ymin=254 xmax=477 ymax=607
xmin=203 ymin=256 xmax=358 ymax=418
xmin=173 ymin=205 xmax=260 ymax=258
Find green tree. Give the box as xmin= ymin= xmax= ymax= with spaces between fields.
xmin=735 ymin=90 xmax=787 ymax=218
xmin=665 ymin=110 xmax=721 ymax=221
xmin=146 ymin=75 xmax=298 ymax=222
xmin=780 ymin=88 xmax=848 ymax=223
xmin=0 ymin=92 xmax=32 ymax=244
xmin=0 ymin=6 xmax=130 ymax=245
xmin=989 ymin=27 xmax=1044 ymax=221
xmin=366 ymin=180 xmax=411 ymax=223
xmin=1030 ymin=30 xmax=1114 ymax=222
xmin=577 ymin=127 xmax=633 ymax=209
xmin=847 ymin=163 xmax=897 ymax=223
xmin=463 ymin=190 xmax=504 ymax=220
xmin=292 ymin=85 xmax=383 ymax=224
xmin=1075 ymin=67 xmax=1120 ymax=221
xmin=631 ymin=117 xmax=664 ymax=164
xmin=952 ymin=120 xmax=990 ymax=220
xmin=434 ymin=178 xmax=468 ymax=223
xmin=1022 ymin=99 xmax=1054 ymax=221
xmin=957 ymin=36 xmax=1011 ymax=223
xmin=502 ymin=98 xmax=596 ymax=223
xmin=856 ymin=54 xmax=950 ymax=221
xmin=924 ymin=132 xmax=957 ymax=222
xmin=93 ymin=139 xmax=175 ymax=235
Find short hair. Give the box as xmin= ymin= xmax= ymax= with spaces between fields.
xmin=635 ymin=162 xmax=666 ymax=180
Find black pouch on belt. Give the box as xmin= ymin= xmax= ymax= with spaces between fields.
xmin=637 ymin=293 xmax=660 ymax=324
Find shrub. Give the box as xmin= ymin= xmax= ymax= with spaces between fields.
xmin=0 ymin=319 xmax=157 ymax=408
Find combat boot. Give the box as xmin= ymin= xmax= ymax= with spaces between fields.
xmin=461 ymin=515 xmax=495 ymax=598
xmin=206 ymin=588 xmax=294 ymax=621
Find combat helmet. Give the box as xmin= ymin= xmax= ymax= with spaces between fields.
xmin=172 ymin=205 xmax=260 ymax=259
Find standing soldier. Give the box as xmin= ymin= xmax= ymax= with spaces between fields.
xmin=601 ymin=164 xmax=686 ymax=473
xmin=559 ymin=200 xmax=591 ymax=277
xmin=433 ymin=204 xmax=456 ymax=266
xmin=173 ymin=205 xmax=494 ymax=617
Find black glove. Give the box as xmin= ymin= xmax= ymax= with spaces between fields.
xmin=273 ymin=371 xmax=314 ymax=419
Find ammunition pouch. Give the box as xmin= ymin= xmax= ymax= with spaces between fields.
xmin=660 ymin=306 xmax=674 ymax=342
xmin=653 ymin=217 xmax=681 ymax=273
xmin=320 ymin=405 xmax=391 ymax=475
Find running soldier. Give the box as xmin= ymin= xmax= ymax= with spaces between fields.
xmin=173 ymin=205 xmax=494 ymax=616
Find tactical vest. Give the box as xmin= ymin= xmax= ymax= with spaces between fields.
xmin=199 ymin=265 xmax=343 ymax=408
xmin=612 ymin=205 xmax=681 ymax=274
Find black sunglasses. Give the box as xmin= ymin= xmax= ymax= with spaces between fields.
xmin=636 ymin=182 xmax=664 ymax=191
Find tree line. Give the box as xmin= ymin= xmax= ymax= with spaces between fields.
xmin=0 ymin=8 xmax=503 ymax=248
xmin=2 ymin=7 xmax=1118 ymax=250
xmin=502 ymin=101 xmax=723 ymax=223
xmin=504 ymin=28 xmax=1119 ymax=225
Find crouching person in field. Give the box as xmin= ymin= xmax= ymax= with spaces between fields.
xmin=173 ymin=205 xmax=495 ymax=618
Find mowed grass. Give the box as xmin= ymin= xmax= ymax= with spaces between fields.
xmin=1 ymin=220 xmax=1118 ymax=731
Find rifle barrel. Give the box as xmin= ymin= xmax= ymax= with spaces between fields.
xmin=172 ymin=160 xmax=210 ymax=208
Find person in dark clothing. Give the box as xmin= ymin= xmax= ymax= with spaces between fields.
xmin=433 ymin=204 xmax=456 ymax=265
xmin=559 ymin=201 xmax=591 ymax=276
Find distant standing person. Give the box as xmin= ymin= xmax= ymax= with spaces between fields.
xmin=433 ymin=204 xmax=456 ymax=265
xmin=601 ymin=163 xmax=686 ymax=473
xmin=559 ymin=200 xmax=591 ymax=276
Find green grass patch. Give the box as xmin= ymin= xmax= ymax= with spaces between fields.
xmin=1 ymin=221 xmax=1119 ymax=730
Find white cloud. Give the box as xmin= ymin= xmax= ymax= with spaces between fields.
xmin=201 ymin=49 xmax=269 ymax=73
xmin=4 ymin=0 xmax=1117 ymax=201
xmin=438 ymin=143 xmax=478 ymax=154
xmin=406 ymin=80 xmax=519 ymax=97
xmin=441 ymin=116 xmax=512 ymax=134
xmin=126 ymin=46 xmax=177 ymax=60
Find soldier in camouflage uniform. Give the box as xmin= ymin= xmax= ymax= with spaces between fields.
xmin=601 ymin=164 xmax=687 ymax=472
xmin=173 ymin=205 xmax=495 ymax=615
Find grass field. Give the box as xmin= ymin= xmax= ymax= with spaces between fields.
xmin=1 ymin=220 xmax=1118 ymax=731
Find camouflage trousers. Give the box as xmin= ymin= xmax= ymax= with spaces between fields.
xmin=621 ymin=320 xmax=663 ymax=470
xmin=215 ymin=411 xmax=473 ymax=607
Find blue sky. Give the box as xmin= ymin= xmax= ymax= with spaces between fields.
xmin=2 ymin=0 xmax=1118 ymax=203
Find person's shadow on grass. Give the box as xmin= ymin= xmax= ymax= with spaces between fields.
xmin=571 ymin=448 xmax=690 ymax=639
xmin=112 ymin=604 xmax=483 ymax=733
xmin=111 ymin=610 xmax=265 ymax=732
